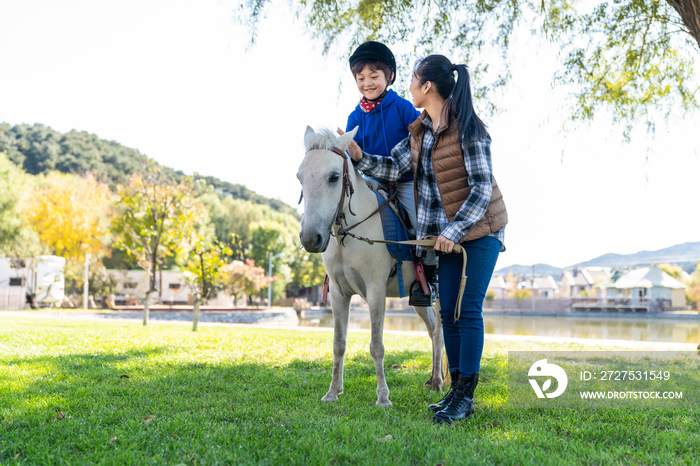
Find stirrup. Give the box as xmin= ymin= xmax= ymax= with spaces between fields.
xmin=408 ymin=280 xmax=433 ymax=307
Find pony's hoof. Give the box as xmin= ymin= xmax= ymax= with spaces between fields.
xmin=424 ymin=377 xmax=443 ymax=391
xmin=321 ymin=393 xmax=339 ymax=403
xmin=376 ymin=399 xmax=393 ymax=407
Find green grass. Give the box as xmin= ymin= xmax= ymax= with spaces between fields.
xmin=1 ymin=317 xmax=699 ymax=466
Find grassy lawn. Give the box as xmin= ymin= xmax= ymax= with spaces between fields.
xmin=1 ymin=317 xmax=699 ymax=466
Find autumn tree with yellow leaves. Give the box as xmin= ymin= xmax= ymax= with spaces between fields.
xmin=22 ymin=172 xmax=114 ymax=296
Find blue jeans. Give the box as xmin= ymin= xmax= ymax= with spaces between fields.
xmin=438 ymin=235 xmax=500 ymax=377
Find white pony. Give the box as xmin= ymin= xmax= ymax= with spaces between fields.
xmin=297 ymin=126 xmax=444 ymax=407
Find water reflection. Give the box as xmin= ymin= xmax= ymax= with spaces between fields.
xmin=298 ymin=311 xmax=700 ymax=344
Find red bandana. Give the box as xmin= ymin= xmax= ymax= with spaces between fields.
xmin=360 ymin=96 xmax=384 ymax=113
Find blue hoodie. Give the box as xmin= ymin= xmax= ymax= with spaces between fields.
xmin=346 ymin=89 xmax=420 ymax=182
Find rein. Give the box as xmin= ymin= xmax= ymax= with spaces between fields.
xmin=369 ymin=236 xmax=469 ymax=322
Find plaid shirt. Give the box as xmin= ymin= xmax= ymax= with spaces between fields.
xmin=356 ymin=116 xmax=505 ymax=252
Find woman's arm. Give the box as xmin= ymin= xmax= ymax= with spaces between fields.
xmin=356 ymin=137 xmax=412 ymax=182
xmin=340 ymin=130 xmax=413 ymax=182
xmin=440 ymin=135 xmax=494 ymax=243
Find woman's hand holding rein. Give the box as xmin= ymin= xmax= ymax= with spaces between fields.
xmin=434 ymin=235 xmax=455 ymax=253
xmin=337 ymin=128 xmax=363 ymax=162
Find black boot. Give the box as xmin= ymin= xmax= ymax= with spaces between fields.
xmin=428 ymin=370 xmax=459 ymax=412
xmin=409 ymin=262 xmax=438 ymax=307
xmin=433 ymin=373 xmax=479 ymax=424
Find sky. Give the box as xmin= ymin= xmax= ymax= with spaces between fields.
xmin=1 ymin=0 xmax=698 ymax=272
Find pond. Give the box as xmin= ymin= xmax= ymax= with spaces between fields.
xmin=298 ymin=311 xmax=700 ymax=344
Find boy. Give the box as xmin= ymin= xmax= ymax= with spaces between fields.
xmin=346 ymin=41 xmax=437 ymax=306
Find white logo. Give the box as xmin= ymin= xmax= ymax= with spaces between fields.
xmin=528 ymin=359 xmax=568 ymax=399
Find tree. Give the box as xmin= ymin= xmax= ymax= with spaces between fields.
xmin=0 ymin=152 xmax=30 ymax=254
xmin=111 ymin=163 xmax=201 ymax=325
xmin=237 ymin=0 xmax=699 ymax=138
xmin=22 ymin=172 xmax=114 ymax=299
xmin=288 ymin=248 xmax=326 ymax=289
xmin=658 ymin=263 xmax=687 ymax=281
xmin=511 ymin=289 xmax=533 ymax=302
xmin=0 ymin=123 xmax=298 ymax=218
xmin=0 ymin=153 xmax=44 ymax=307
xmin=685 ymin=260 xmax=700 ymax=307
xmin=225 ymin=259 xmax=275 ymax=304
xmin=179 ymin=233 xmax=232 ymax=331
xmin=248 ymin=220 xmax=295 ymax=301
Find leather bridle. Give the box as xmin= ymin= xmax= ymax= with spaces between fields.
xmin=300 ymin=146 xmax=396 ymax=246
xmin=328 ymin=147 xmax=356 ymax=229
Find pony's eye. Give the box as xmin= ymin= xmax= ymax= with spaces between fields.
xmin=329 ymin=173 xmax=340 ymax=183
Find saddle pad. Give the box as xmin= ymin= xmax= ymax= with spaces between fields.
xmin=376 ymin=191 xmax=413 ymax=262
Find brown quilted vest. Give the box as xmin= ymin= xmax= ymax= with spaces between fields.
xmin=407 ymin=109 xmax=508 ymax=243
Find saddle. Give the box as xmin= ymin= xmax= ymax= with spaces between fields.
xmin=375 ymin=187 xmax=413 ymax=262
xmin=374 ymin=185 xmax=426 ymax=299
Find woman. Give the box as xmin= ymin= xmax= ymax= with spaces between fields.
xmin=345 ymin=54 xmax=508 ymax=424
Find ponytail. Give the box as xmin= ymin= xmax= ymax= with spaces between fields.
xmin=414 ymin=55 xmax=487 ymax=143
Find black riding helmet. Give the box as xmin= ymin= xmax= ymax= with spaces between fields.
xmin=349 ymin=41 xmax=397 ymax=85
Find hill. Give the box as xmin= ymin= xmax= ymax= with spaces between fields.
xmin=572 ymin=241 xmax=700 ymax=270
xmin=494 ymin=263 xmax=564 ymax=278
xmin=0 ymin=122 xmax=300 ymax=219
xmin=496 ymin=241 xmax=700 ymax=276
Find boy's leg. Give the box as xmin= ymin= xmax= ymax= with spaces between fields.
xmin=395 ymin=181 xmax=416 ymax=229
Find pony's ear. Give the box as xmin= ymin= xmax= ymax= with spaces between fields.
xmin=303 ymin=126 xmax=315 ymax=151
xmin=336 ymin=126 xmax=359 ymax=151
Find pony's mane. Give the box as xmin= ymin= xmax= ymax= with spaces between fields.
xmin=304 ymin=127 xmax=340 ymax=152
xmin=304 ymin=127 xmax=376 ymax=187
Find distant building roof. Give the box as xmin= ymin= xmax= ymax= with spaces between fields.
xmin=488 ymin=275 xmax=509 ymax=290
xmin=604 ymin=267 xmax=686 ymax=290
xmin=560 ymin=269 xmax=592 ymax=286
xmin=534 ymin=276 xmax=559 ymax=291
xmin=596 ymin=269 xmax=625 ymax=289
xmin=519 ymin=276 xmax=559 ymax=291
xmin=561 ymin=267 xmax=613 ymax=287
xmin=583 ymin=267 xmax=613 ymax=283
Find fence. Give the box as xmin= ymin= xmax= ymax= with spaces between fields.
xmin=0 ymin=288 xmax=26 ymax=310
xmin=570 ymin=297 xmax=672 ymax=313
xmin=484 ymin=297 xmax=573 ymax=313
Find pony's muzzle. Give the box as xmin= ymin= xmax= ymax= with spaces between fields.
xmin=300 ymin=229 xmax=328 ymax=253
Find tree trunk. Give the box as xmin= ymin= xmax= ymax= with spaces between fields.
xmin=192 ymin=297 xmax=202 ymax=332
xmin=143 ymin=289 xmax=155 ymax=326
xmin=667 ymin=0 xmax=700 ymax=48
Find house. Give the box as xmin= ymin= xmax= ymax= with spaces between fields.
xmin=559 ymin=267 xmax=613 ymax=297
xmin=107 ymin=270 xmax=194 ymax=305
xmin=0 ymin=257 xmax=29 ymax=309
xmin=597 ymin=266 xmax=687 ymax=308
xmin=517 ymin=276 xmax=560 ymax=299
xmin=487 ymin=275 xmax=510 ymax=299
xmin=1 ymin=256 xmax=66 ymax=309
xmin=106 ymin=269 xmax=238 ymax=307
